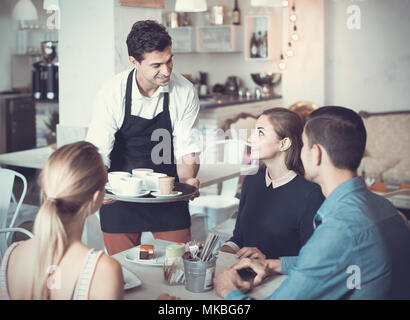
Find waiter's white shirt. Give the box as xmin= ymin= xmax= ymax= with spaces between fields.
xmin=86 ymin=68 xmax=201 ymax=168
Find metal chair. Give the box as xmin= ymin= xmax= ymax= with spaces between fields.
xmin=0 ymin=168 xmax=34 ymax=259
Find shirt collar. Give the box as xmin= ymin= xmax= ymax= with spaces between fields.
xmin=315 ymin=176 xmax=366 ymax=225
xmin=131 ymin=68 xmax=169 ymax=100
xmin=265 ymin=168 xmax=297 ymax=189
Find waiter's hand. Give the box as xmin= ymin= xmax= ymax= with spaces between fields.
xmin=180 ymin=177 xmax=200 ymax=200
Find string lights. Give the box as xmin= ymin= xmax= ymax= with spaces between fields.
xmin=277 ymin=53 xmax=286 ymax=71
xmin=277 ymin=0 xmax=299 ymax=71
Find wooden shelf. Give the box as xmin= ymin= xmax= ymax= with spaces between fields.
xmin=196 ymin=25 xmax=243 ymax=53
xmin=244 ymin=14 xmax=282 ymax=61
xmin=167 ymin=27 xmax=195 ymax=53
xmin=167 ymin=25 xmax=243 ymax=53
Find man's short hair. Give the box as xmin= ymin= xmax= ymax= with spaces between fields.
xmin=305 ymin=106 xmax=367 ymax=171
xmin=126 ymin=20 xmax=172 ymax=62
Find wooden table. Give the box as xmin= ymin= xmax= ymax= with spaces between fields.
xmin=113 ymin=239 xmax=287 ymax=300
xmin=0 ymin=147 xmax=258 ymax=188
xmin=0 ymin=147 xmax=53 ymax=169
xmin=368 ymin=181 xmax=410 ymax=209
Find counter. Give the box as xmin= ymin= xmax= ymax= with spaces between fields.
xmin=199 ymin=94 xmax=282 ymax=109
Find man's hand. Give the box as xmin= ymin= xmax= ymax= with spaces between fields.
xmin=180 ymin=177 xmax=200 ymax=200
xmin=231 ymin=258 xmax=271 ymax=287
xmin=103 ymin=197 xmax=116 ymax=205
xmin=232 ymin=258 xmax=282 ymax=286
xmin=220 ymin=244 xmax=238 ymax=255
xmin=237 ymin=247 xmax=266 ymax=261
xmin=214 ymin=268 xmax=253 ymax=299
xmin=156 ymin=293 xmax=181 ymax=300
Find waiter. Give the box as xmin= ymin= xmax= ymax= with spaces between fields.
xmin=86 ymin=20 xmax=201 ymax=255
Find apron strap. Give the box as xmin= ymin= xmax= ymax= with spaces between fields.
xmin=125 ymin=69 xmax=134 ymax=117
xmin=124 ymin=69 xmax=170 ymax=118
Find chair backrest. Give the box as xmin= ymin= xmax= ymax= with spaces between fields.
xmin=0 ymin=169 xmax=28 ymax=250
xmin=222 ymin=113 xmax=259 ymax=197
xmin=200 ymin=139 xmax=256 ymax=198
xmin=222 ymin=113 xmax=258 ymax=142
xmin=288 ymin=101 xmax=318 ymax=123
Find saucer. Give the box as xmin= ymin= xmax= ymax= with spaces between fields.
xmin=111 ymin=189 xmax=151 ymax=198
xmin=122 ymin=267 xmax=142 ymax=290
xmin=125 ymin=246 xmax=165 ymax=266
xmin=151 ymin=191 xmax=182 ymax=198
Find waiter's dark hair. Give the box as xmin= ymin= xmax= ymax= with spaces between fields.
xmin=304 ymin=106 xmax=367 ymax=171
xmin=126 ymin=20 xmax=172 ymax=62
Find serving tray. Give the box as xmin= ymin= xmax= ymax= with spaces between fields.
xmin=105 ymin=182 xmax=197 ymax=203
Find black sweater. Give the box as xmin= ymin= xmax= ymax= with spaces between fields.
xmin=229 ymin=169 xmax=325 ymax=259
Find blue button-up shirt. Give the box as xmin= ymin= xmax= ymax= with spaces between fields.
xmin=225 ymin=177 xmax=410 ymax=300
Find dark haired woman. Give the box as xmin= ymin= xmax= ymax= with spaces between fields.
xmin=221 ymin=108 xmax=324 ymax=260
xmin=86 ymin=20 xmax=201 ymax=255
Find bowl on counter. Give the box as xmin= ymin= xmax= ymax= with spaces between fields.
xmin=250 ymin=72 xmax=282 ymax=87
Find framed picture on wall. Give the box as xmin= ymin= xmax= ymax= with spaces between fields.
xmin=119 ymin=0 xmax=164 ymax=8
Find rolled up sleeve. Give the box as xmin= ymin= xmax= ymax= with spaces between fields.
xmin=86 ymin=86 xmax=121 ymax=168
xmin=279 ymin=256 xmax=298 ymax=275
xmin=265 ymin=221 xmax=354 ymax=300
xmin=225 ymin=290 xmax=254 ymax=300
xmin=173 ymin=87 xmax=202 ymax=159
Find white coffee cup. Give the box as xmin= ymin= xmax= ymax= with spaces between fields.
xmin=145 ymin=172 xmax=167 ymax=191
xmin=116 ymin=176 xmax=143 ymax=196
xmin=108 ymin=171 xmax=131 ymax=191
xmin=132 ymin=168 xmax=153 ymax=189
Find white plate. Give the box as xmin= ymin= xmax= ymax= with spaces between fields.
xmin=105 ymin=183 xmax=112 ymax=192
xmin=122 ymin=267 xmax=142 ymax=290
xmin=151 ymin=191 xmax=182 ymax=198
xmin=111 ymin=189 xmax=151 ymax=198
xmin=125 ymin=246 xmax=165 ymax=266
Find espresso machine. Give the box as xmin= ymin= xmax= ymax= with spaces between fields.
xmin=32 ymin=41 xmax=59 ymax=101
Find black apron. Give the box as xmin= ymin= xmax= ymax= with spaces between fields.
xmin=100 ymin=70 xmax=191 ymax=233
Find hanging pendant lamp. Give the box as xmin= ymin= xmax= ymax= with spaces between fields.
xmin=12 ymin=0 xmax=38 ymax=21
xmin=175 ymin=0 xmax=207 ymax=12
xmin=251 ymin=0 xmax=283 ymax=7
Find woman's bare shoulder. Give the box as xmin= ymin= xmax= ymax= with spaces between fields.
xmin=89 ymin=252 xmax=124 ymax=300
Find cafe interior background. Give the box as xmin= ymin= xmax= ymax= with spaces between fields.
xmin=0 ymin=0 xmax=409 ymax=249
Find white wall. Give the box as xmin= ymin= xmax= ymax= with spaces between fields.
xmin=59 ymin=0 xmax=115 ymax=127
xmin=0 ymin=0 xmax=13 ymax=91
xmin=280 ymin=0 xmax=325 ymax=107
xmin=325 ymin=0 xmax=410 ymax=112
xmin=59 ymin=0 xmax=162 ymax=127
xmin=114 ymin=2 xmax=162 ymax=73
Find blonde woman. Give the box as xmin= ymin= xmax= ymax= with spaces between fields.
xmin=0 ymin=142 xmax=124 ymax=300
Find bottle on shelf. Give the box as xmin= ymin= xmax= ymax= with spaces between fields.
xmin=250 ymin=32 xmax=259 ymax=58
xmin=257 ymin=31 xmax=265 ymax=58
xmin=233 ymin=0 xmax=240 ymax=25
xmin=258 ymin=31 xmax=268 ymax=58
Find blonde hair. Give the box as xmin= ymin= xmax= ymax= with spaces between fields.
xmin=32 ymin=141 xmax=107 ymax=299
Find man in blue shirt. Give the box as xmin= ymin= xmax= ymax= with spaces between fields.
xmin=214 ymin=106 xmax=410 ymax=299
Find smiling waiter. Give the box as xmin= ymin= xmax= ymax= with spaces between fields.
xmin=86 ymin=20 xmax=201 ymax=256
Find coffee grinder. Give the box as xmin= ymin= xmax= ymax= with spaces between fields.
xmin=32 ymin=41 xmax=59 ymax=101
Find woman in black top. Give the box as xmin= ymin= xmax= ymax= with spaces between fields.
xmin=221 ymin=108 xmax=324 ymax=260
